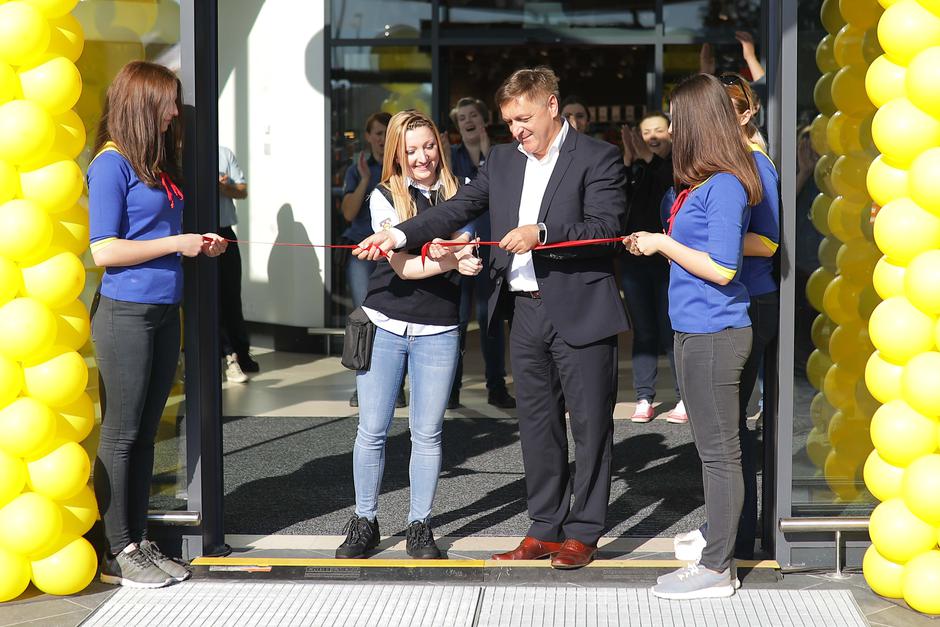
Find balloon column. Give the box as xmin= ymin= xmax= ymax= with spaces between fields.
xmin=0 ymin=0 xmax=99 ymax=603
xmin=805 ymin=0 xmax=882 ymax=503
xmin=860 ymin=0 xmax=940 ymax=615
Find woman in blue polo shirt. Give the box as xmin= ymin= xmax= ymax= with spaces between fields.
xmin=88 ymin=61 xmax=226 ymax=588
xmin=626 ymin=73 xmax=763 ymax=600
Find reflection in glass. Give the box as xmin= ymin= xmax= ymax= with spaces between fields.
xmin=331 ymin=0 xmax=432 ymax=39
xmin=440 ymin=0 xmax=655 ymax=31
xmin=664 ymin=0 xmax=760 ymax=36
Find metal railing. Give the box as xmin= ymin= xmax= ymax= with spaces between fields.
xmin=778 ymin=517 xmax=870 ymax=578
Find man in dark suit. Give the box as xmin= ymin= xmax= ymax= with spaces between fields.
xmin=355 ymin=67 xmax=629 ymax=568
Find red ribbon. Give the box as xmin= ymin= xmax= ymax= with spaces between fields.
xmin=201 ymin=236 xmax=388 ymax=257
xmin=160 ymin=173 xmax=184 ymax=209
xmin=666 ymin=188 xmax=691 ymax=236
xmin=419 ymin=237 xmax=626 ymax=266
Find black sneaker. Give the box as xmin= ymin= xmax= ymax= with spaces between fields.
xmin=139 ymin=539 xmax=191 ymax=582
xmin=350 ymin=390 xmax=359 ymax=408
xmin=488 ymin=387 xmax=516 ymax=409
xmin=336 ymin=516 xmax=380 ymax=558
xmin=100 ymin=547 xmax=173 ymax=588
xmin=238 ymin=353 xmax=260 ymax=373
xmin=406 ymin=519 xmax=442 ymax=559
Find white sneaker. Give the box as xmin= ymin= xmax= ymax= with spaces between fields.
xmin=225 ymin=353 xmax=248 ymax=383
xmin=674 ymin=528 xmax=706 ymax=561
xmin=631 ymin=399 xmax=655 ymax=423
xmin=666 ymin=400 xmax=688 ymax=424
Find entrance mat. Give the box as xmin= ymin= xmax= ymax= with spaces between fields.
xmin=83 ymin=583 xmax=864 ymax=627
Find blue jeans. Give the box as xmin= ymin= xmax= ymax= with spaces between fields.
xmin=620 ymin=256 xmax=679 ymax=402
xmin=354 ymin=326 xmax=459 ymax=523
xmin=347 ymin=256 xmax=377 ymax=309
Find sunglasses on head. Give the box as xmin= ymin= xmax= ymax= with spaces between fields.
xmin=719 ymin=73 xmax=753 ymax=112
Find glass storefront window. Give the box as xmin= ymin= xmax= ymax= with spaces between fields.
xmin=331 ymin=0 xmax=432 ymax=39
xmin=664 ymin=0 xmax=760 ymax=36
xmin=73 ymin=1 xmax=187 ymax=512
xmin=439 ymin=1 xmax=656 ymax=32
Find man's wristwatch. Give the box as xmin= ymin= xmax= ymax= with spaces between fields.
xmin=537 ymin=222 xmax=548 ymax=245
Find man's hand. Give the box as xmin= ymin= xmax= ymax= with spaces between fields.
xmin=621 ymin=125 xmax=635 ymax=165
xmin=500 ymin=224 xmax=540 ymax=254
xmin=354 ymin=231 xmax=395 ymax=260
xmin=426 ymin=237 xmax=451 ymax=261
xmin=356 ymin=151 xmax=370 ymax=180
xmin=631 ymin=128 xmax=654 ymax=163
xmin=736 ymin=31 xmax=757 ymax=61
xmin=699 ymin=42 xmax=716 ymax=74
xmin=456 ymin=254 xmax=483 ymax=276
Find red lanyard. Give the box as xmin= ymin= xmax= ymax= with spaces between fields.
xmin=666 ymin=188 xmax=691 ymax=236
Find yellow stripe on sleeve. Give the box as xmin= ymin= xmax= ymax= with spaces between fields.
xmin=90 ymin=237 xmax=116 ymax=253
xmin=710 ymin=258 xmax=737 ymax=280
xmin=756 ymin=234 xmax=779 ymax=254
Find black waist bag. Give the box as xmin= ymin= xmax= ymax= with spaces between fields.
xmin=341 ymin=306 xmax=376 ymax=371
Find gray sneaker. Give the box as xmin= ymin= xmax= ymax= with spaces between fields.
xmin=100 ymin=547 xmax=173 ymax=588
xmin=140 ymin=540 xmax=192 ymax=582
xmin=657 ymin=563 xmax=741 ymax=589
xmin=651 ymin=563 xmax=735 ymax=600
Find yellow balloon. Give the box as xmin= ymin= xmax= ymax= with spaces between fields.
xmin=836 ymin=238 xmax=880 ymax=283
xmin=863 ymin=545 xmax=905 ymax=599
xmin=875 ymin=197 xmax=940 ymax=265
xmin=17 ymin=57 xmax=82 ymax=116
xmin=901 ymin=454 xmax=940 ymax=525
xmin=54 ymin=299 xmax=89 ymax=352
xmin=812 ymin=391 xmax=838 ymax=429
xmin=0 ymin=546 xmax=30 ymax=602
xmin=30 ymin=535 xmax=96 ymax=596
xmin=0 ymin=159 xmax=18 ymax=205
xmin=856 ymin=378 xmax=882 ymax=419
xmin=808 ymin=349 xmax=835 ymax=390
xmin=910 ymin=148 xmax=940 ymax=216
xmin=870 ymin=497 xmax=938 ymax=562
xmin=0 ymin=255 xmax=21 ymax=305
xmin=50 ymin=202 xmax=89 ymax=258
xmin=824 ymin=450 xmax=863 ymax=499
xmin=818 ymin=236 xmax=840 ymax=272
xmin=56 ymin=394 xmax=93 ymax=445
xmin=866 ymin=350 xmax=905 ymax=403
xmin=20 ymin=249 xmax=85 ymax=309
xmin=830 ymin=322 xmax=874 ymax=373
xmin=815 ymin=154 xmax=838 ymax=198
xmin=865 ymin=449 xmax=906 ymax=501
xmin=869 ymin=296 xmax=937 ymax=364
xmin=828 ymin=409 xmax=868 ymax=447
xmin=841 ymin=0 xmax=884 ymax=28
xmin=824 ymin=363 xmax=858 ymax=410
xmin=827 ymin=112 xmax=863 ymax=156
xmin=830 ymin=155 xmax=872 ymax=201
xmin=821 ymin=0 xmax=847 ymax=35
xmin=22 ymin=345 xmax=88 ymax=408
xmin=807 ymin=426 xmax=831 ymax=468
xmin=902 ymin=550 xmax=940 ymax=614
xmin=871 ymin=400 xmax=939 ymax=466
xmin=0 ymin=2 xmax=50 ymax=66
xmin=858 ymin=284 xmax=882 ymax=320
xmin=23 ymin=0 xmax=78 ymax=19
xmin=0 ymin=297 xmax=56 ymax=362
xmin=872 ymin=98 xmax=940 ymax=168
xmin=834 ymin=24 xmax=868 ymax=67
xmin=59 ymin=484 xmax=97 ymax=537
xmin=879 ymin=0 xmax=940 ymax=65
xmin=0 ymin=99 xmax=54 ymax=166
xmin=19 ymin=157 xmax=83 ymax=214
xmin=829 ymin=195 xmax=868 ymax=242
xmin=0 ymin=492 xmax=62 ymax=557
xmin=817 ymin=34 xmax=840 ymax=73
xmin=26 ymin=439 xmax=89 ymax=501
xmin=50 ymin=110 xmax=85 ymax=160
xmin=905 ymin=250 xmax=940 ymax=314
xmin=810 ymin=114 xmax=831 ymax=155
xmin=865 ymin=54 xmax=906 ymax=109
xmin=863 ymin=30 xmax=885 ymax=68
xmin=823 ymin=276 xmax=862 ymax=325
xmin=807 ymin=267 xmax=836 ymax=313
xmin=873 ymin=255 xmax=906 ymax=299
xmin=44 ymin=14 xmax=84 ymax=63
xmin=814 ymin=72 xmax=837 ymax=117
xmin=901 ymin=351 xmax=940 ymax=417
xmin=0 ymin=396 xmax=56 ymax=458
xmin=0 ymin=63 xmax=15 ymax=106
xmin=811 ymin=193 xmax=835 ymax=236
xmin=921 ymin=0 xmax=940 ymax=16
xmin=905 ymin=47 xmax=940 ymax=121
xmin=0 ymin=448 xmax=26 ymax=509
xmin=866 ymin=155 xmax=908 ymax=208
xmin=0 ymin=353 xmax=23 ymax=408
xmin=0 ymin=199 xmax=52 ymax=262
xmin=812 ymin=314 xmax=836 ymax=352
xmin=832 ymin=65 xmax=874 ymax=117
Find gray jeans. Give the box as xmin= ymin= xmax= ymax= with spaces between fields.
xmin=675 ymin=326 xmax=752 ymax=572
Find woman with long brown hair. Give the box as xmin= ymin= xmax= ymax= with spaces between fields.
xmin=336 ymin=110 xmax=481 ymax=560
xmin=88 ymin=61 xmax=226 ymax=588
xmin=625 ymin=73 xmax=761 ymax=599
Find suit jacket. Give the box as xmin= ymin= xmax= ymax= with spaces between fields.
xmin=397 ymin=126 xmax=630 ymax=346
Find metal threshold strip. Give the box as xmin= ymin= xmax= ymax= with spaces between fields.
xmin=191 ymin=556 xmax=780 ymax=568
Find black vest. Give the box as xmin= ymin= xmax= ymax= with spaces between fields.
xmin=362 ymin=185 xmax=461 ymax=326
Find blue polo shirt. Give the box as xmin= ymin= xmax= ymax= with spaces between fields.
xmin=342 ymin=153 xmax=383 ymax=243
xmin=88 ymin=148 xmax=183 ymax=304
xmin=739 ymin=149 xmax=780 ymax=297
xmin=668 ymin=173 xmax=751 ymax=333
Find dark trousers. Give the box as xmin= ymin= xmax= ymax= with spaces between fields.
xmin=736 ymin=291 xmax=779 ymax=559
xmin=452 ymin=259 xmax=507 ymax=393
xmin=92 ymin=296 xmax=180 ymax=554
xmin=219 ymin=225 xmax=250 ymax=357
xmin=675 ymin=326 xmax=752 ymax=572
xmin=510 ymin=296 xmax=617 ymax=545
xmin=620 ymin=257 xmax=678 ymax=401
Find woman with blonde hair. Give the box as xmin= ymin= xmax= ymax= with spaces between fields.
xmin=336 ymin=110 xmax=481 ymax=560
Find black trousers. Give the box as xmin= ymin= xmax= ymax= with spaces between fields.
xmin=219 ymin=225 xmax=250 ymax=357
xmin=509 ymin=296 xmax=618 ymax=545
xmin=92 ymin=296 xmax=180 ymax=554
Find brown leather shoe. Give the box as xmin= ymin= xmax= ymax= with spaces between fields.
xmin=550 ymin=539 xmax=597 ymax=569
xmin=491 ymin=536 xmax=563 ymax=560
